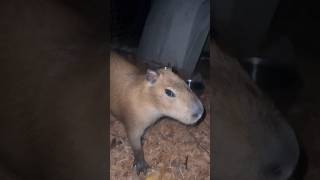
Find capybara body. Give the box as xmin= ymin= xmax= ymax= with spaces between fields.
xmin=211 ymin=41 xmax=300 ymax=180
xmin=110 ymin=51 xmax=204 ymax=174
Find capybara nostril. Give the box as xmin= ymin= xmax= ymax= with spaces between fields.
xmin=192 ymin=104 xmax=204 ymax=120
xmin=192 ymin=112 xmax=201 ymax=119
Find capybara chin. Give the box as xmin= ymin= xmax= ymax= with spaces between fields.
xmin=110 ymin=51 xmax=204 ymax=174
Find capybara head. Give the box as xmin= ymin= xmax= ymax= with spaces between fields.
xmin=142 ymin=67 xmax=204 ymax=124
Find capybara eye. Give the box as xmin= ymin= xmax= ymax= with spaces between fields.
xmin=165 ymin=88 xmax=176 ymax=97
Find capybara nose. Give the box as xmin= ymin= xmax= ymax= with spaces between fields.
xmin=192 ymin=104 xmax=204 ymax=120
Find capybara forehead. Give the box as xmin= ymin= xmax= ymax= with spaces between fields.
xmin=158 ymin=70 xmax=189 ymax=90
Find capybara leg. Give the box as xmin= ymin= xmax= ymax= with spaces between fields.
xmin=127 ymin=127 xmax=150 ymax=175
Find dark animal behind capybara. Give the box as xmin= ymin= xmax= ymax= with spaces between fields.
xmin=211 ymin=41 xmax=299 ymax=180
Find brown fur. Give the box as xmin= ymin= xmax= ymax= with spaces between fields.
xmin=110 ymin=51 xmax=204 ymax=174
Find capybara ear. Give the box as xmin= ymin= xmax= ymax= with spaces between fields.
xmin=164 ymin=62 xmax=173 ymax=71
xmin=164 ymin=66 xmax=172 ymax=71
xmin=145 ymin=69 xmax=159 ymax=84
